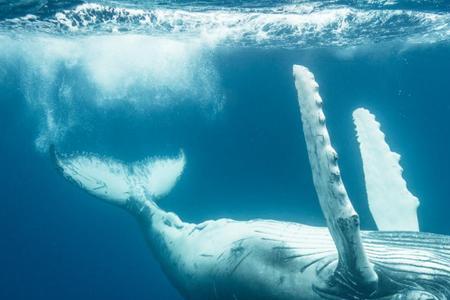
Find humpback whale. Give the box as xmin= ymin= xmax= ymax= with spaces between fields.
xmin=52 ymin=65 xmax=450 ymax=300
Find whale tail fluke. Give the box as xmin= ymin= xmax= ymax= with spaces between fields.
xmin=51 ymin=146 xmax=185 ymax=207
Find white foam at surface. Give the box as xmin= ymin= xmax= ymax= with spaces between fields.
xmin=353 ymin=108 xmax=420 ymax=232
xmin=3 ymin=2 xmax=450 ymax=47
xmin=0 ymin=34 xmax=220 ymax=152
xmin=81 ymin=35 xmax=213 ymax=102
xmin=15 ymin=34 xmax=218 ymax=103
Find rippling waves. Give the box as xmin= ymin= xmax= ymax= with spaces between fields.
xmin=1 ymin=1 xmax=450 ymax=48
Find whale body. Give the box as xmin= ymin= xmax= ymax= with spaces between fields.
xmin=127 ymin=200 xmax=450 ymax=300
xmin=53 ymin=65 xmax=450 ymax=300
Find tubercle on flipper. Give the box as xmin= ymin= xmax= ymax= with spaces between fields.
xmin=293 ymin=65 xmax=378 ymax=294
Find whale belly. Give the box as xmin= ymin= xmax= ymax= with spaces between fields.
xmin=166 ymin=219 xmax=337 ymax=300
xmin=160 ymin=219 xmax=450 ymax=300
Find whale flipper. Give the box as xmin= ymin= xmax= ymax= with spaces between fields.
xmin=52 ymin=149 xmax=185 ymax=206
xmin=353 ymin=108 xmax=420 ymax=232
xmin=293 ymin=65 xmax=378 ymax=295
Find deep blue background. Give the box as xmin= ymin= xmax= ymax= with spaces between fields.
xmin=1 ymin=43 xmax=450 ymax=299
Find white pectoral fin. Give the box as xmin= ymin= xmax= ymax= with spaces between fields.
xmin=353 ymin=108 xmax=420 ymax=232
xmin=293 ymin=65 xmax=378 ymax=293
xmin=52 ymin=147 xmax=185 ymax=206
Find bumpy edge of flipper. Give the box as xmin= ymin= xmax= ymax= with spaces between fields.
xmin=353 ymin=108 xmax=420 ymax=232
xmin=51 ymin=145 xmax=185 ymax=207
xmin=293 ymin=65 xmax=378 ymax=294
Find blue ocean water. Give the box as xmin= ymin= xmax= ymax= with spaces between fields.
xmin=0 ymin=1 xmax=449 ymax=299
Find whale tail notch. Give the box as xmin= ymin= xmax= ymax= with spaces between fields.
xmin=51 ymin=146 xmax=185 ymax=207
